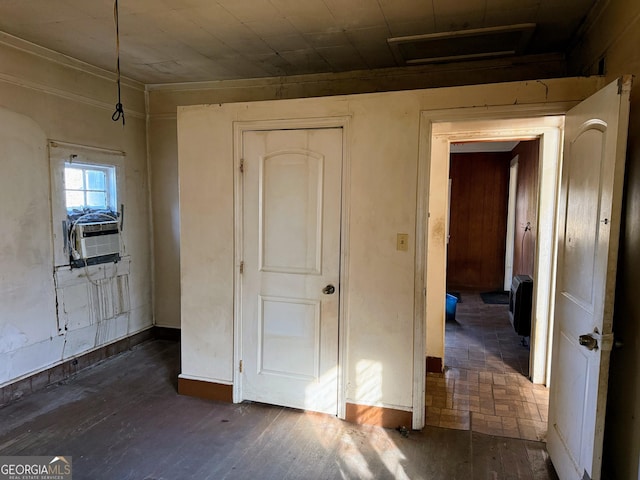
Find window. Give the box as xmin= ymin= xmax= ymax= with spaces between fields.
xmin=50 ymin=142 xmax=125 ymax=268
xmin=64 ymin=163 xmax=116 ymax=211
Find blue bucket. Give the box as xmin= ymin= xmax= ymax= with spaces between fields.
xmin=446 ymin=294 xmax=458 ymax=321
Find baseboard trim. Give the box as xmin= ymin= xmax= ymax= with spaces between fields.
xmin=426 ymin=356 xmax=443 ymax=373
xmin=0 ymin=326 xmax=184 ymax=408
xmin=153 ymin=326 xmax=181 ymax=341
xmin=178 ymin=378 xmax=233 ymax=403
xmin=345 ymin=402 xmax=412 ymax=429
xmin=0 ymin=328 xmax=156 ymax=407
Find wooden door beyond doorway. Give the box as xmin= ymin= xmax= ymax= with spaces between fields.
xmin=447 ymin=151 xmax=511 ymax=291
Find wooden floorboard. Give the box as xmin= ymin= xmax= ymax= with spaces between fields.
xmin=0 ymin=340 xmax=558 ymax=479
xmin=498 ymin=436 xmax=535 ymax=480
xmin=525 ymin=441 xmax=560 ymax=479
xmin=472 ymin=432 xmax=505 ymax=479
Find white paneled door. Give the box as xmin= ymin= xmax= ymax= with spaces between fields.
xmin=241 ymin=128 xmax=342 ymax=415
xmin=548 ymin=77 xmax=631 ymax=480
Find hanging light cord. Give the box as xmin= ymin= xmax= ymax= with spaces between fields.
xmin=112 ymin=0 xmax=125 ymax=125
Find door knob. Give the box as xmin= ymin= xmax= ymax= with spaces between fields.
xmin=579 ymin=333 xmax=598 ymax=351
xmin=322 ymin=284 xmax=335 ymax=295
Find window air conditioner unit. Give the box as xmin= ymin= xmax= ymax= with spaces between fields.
xmin=73 ymin=220 xmax=120 ymax=260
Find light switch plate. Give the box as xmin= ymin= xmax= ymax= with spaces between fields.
xmin=397 ymin=233 xmax=409 ymax=251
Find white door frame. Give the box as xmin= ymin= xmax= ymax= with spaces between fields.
xmin=504 ymin=156 xmax=519 ymax=291
xmin=414 ymin=102 xmax=574 ymax=429
xmin=233 ymin=116 xmax=351 ymax=419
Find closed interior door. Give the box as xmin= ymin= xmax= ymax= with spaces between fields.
xmin=241 ymin=128 xmax=342 ymax=415
xmin=447 ymin=152 xmax=511 ymax=290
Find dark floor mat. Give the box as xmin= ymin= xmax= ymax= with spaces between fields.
xmin=480 ymin=291 xmax=509 ymax=305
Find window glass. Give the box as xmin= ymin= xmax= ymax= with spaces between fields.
xmin=64 ymin=163 xmax=115 ymax=211
xmin=66 ymin=191 xmax=85 ymax=208
xmin=86 ymin=170 xmax=106 ymax=190
xmin=65 ymin=168 xmax=84 ymax=190
xmin=86 ymin=191 xmax=107 ymax=207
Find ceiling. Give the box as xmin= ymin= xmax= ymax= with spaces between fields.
xmin=0 ymin=0 xmax=596 ymax=84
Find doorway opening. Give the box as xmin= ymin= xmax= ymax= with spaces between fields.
xmin=446 ymin=139 xmax=539 ymax=368
xmin=420 ymin=113 xmax=565 ymax=434
xmin=433 ymin=138 xmax=547 ymax=439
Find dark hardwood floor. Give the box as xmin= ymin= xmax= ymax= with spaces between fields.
xmin=0 ymin=340 xmax=557 ymax=479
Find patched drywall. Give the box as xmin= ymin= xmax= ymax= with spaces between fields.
xmin=0 ymin=36 xmax=152 ymax=389
xmin=0 ymin=108 xmax=58 ymax=382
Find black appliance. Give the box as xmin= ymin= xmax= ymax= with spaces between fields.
xmin=508 ymin=275 xmax=533 ymax=337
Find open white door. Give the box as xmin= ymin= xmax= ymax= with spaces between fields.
xmin=548 ymin=77 xmax=631 ymax=480
xmin=241 ymin=128 xmax=342 ymax=415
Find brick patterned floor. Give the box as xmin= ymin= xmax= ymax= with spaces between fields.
xmin=426 ymin=292 xmax=549 ymax=441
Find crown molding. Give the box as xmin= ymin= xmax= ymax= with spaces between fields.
xmin=0 ymin=30 xmax=144 ymax=91
xmin=0 ymin=70 xmax=145 ymax=119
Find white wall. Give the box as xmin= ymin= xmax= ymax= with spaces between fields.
xmin=147 ymin=55 xmax=568 ymax=329
xmin=177 ymin=77 xmax=601 ymax=412
xmin=0 ymin=108 xmax=57 ymax=381
xmin=0 ymin=33 xmax=152 ymax=388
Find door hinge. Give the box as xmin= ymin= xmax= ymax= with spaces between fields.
xmin=239 ymin=360 xmax=243 ymax=373
xmin=240 ymin=261 xmax=244 ymax=274
xmin=618 ymin=76 xmax=633 ymax=95
xmin=240 ymin=159 xmax=244 ymax=173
